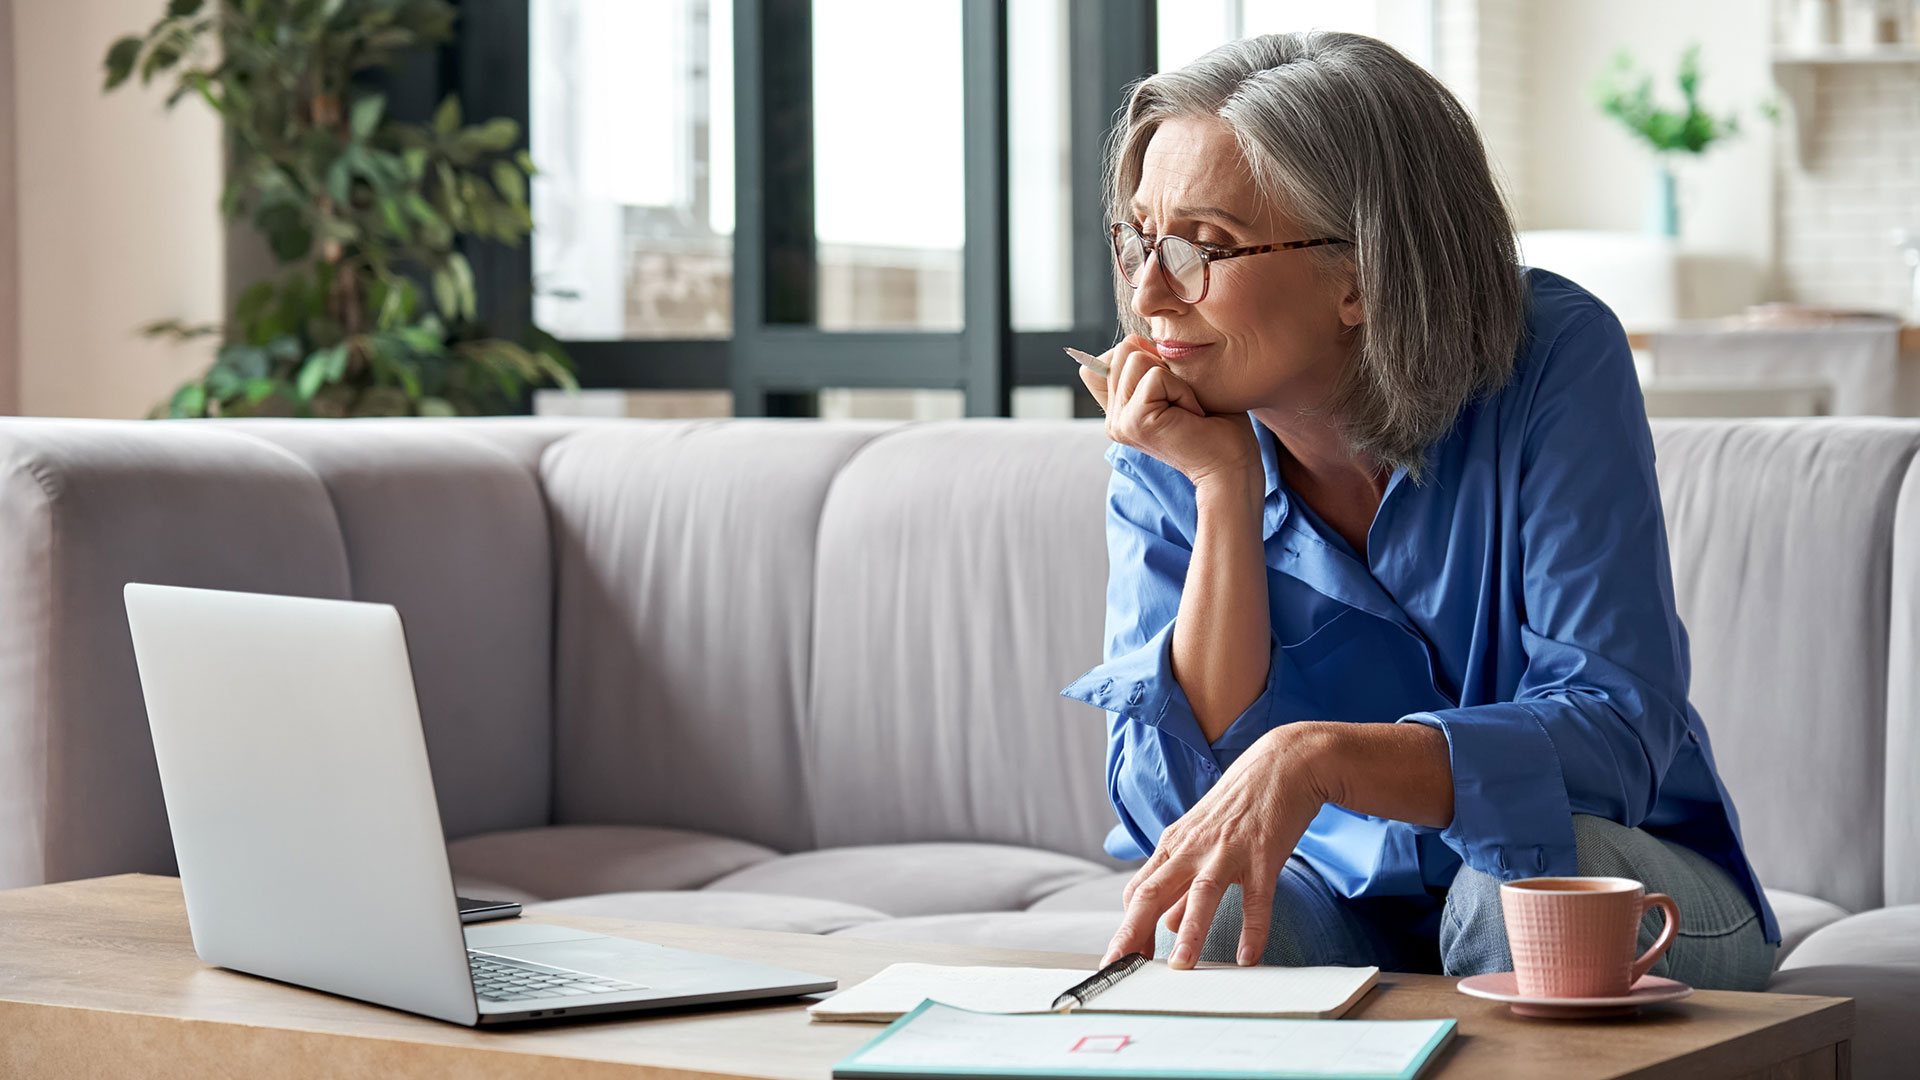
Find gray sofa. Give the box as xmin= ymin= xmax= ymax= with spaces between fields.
xmin=1 ymin=415 xmax=1916 ymax=1074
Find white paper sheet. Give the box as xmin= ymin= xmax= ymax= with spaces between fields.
xmin=809 ymin=962 xmax=1379 ymax=1022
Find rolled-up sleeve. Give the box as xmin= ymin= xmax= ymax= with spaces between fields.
xmin=1059 ymin=446 xmax=1281 ymax=858
xmin=1398 ymin=308 xmax=1693 ymax=881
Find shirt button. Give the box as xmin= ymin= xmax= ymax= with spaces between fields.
xmin=1687 ymin=730 xmax=1700 ymax=744
xmin=1127 ymin=683 xmax=1145 ymax=705
xmin=1200 ymin=759 xmax=1216 ymax=773
xmin=1098 ymin=679 xmax=1113 ymax=695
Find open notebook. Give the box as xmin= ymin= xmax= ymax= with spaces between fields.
xmin=808 ymin=961 xmax=1379 ymax=1023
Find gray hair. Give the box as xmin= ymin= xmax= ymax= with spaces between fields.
xmin=1108 ymin=32 xmax=1525 ymax=478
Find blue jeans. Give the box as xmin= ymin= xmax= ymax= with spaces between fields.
xmin=1152 ymin=815 xmax=1778 ymax=991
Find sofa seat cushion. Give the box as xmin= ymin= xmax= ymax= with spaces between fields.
xmin=446 ymin=825 xmax=777 ymax=901
xmin=1027 ymin=871 xmax=1133 ymax=912
xmin=831 ymin=912 xmax=1118 ymax=956
xmin=704 ymin=843 xmax=1111 ymax=917
xmin=1776 ymin=904 xmax=1920 ymax=970
xmin=528 ymin=891 xmax=889 ymax=935
xmin=1764 ymin=888 xmax=1852 ymax=966
xmin=1769 ymin=905 xmax=1920 ymax=1080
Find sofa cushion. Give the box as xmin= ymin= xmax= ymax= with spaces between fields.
xmin=1764 ymin=888 xmax=1852 ymax=967
xmin=446 ymin=825 xmax=777 ymax=901
xmin=1652 ymin=420 xmax=1920 ymax=913
xmin=831 ymin=912 xmax=1117 ymax=957
xmin=807 ymin=421 xmax=1122 ymax=862
xmin=530 ymin=890 xmax=889 ymax=935
xmin=1776 ymin=904 xmax=1920 ymax=970
xmin=0 ymin=421 xmax=354 ymax=890
xmin=1027 ymin=871 xmax=1132 ymax=912
xmin=1767 ymin=963 xmax=1920 ymax=1080
xmin=704 ymin=843 xmax=1112 ymax=917
xmin=223 ymin=421 xmax=559 ymax=841
xmin=542 ymin=421 xmax=896 ymax=853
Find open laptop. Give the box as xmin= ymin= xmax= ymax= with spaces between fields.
xmin=122 ymin=582 xmax=836 ymax=1026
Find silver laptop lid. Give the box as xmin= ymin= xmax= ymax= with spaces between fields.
xmin=124 ymin=583 xmax=478 ymax=1025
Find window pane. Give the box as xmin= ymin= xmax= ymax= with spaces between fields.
xmin=1158 ymin=0 xmax=1435 ymax=72
xmin=812 ymin=0 xmax=964 ymax=331
xmin=1009 ymin=0 xmax=1073 ymax=331
xmin=531 ymin=0 xmax=733 ymax=339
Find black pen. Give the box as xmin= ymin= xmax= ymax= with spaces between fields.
xmin=1050 ymin=952 xmax=1148 ymax=1012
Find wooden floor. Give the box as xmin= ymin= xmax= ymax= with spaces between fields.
xmin=0 ymin=874 xmax=1853 ymax=1080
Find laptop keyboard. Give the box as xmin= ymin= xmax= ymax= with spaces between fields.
xmin=468 ymin=950 xmax=644 ymax=1002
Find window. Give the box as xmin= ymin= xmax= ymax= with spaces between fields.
xmin=811 ymin=0 xmax=966 ymax=332
xmin=530 ymin=0 xmax=735 ymax=340
xmin=1158 ymin=0 xmax=1435 ymax=72
xmin=462 ymin=0 xmax=1158 ymax=417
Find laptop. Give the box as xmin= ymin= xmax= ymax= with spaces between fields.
xmin=122 ymin=582 xmax=836 ymax=1026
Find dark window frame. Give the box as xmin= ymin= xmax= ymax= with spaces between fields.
xmin=450 ymin=0 xmax=1155 ymax=417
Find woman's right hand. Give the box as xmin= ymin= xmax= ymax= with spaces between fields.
xmin=1076 ymin=334 xmax=1260 ymax=490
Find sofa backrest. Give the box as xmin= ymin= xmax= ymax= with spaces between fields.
xmin=806 ymin=420 xmax=1120 ymax=863
xmin=5 ymin=414 xmax=1919 ymax=908
xmin=0 ymin=418 xmax=575 ymax=890
xmin=541 ymin=420 xmax=901 ymax=853
xmin=1651 ymin=419 xmax=1920 ymax=912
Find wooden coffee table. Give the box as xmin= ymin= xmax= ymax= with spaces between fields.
xmin=0 ymin=875 xmax=1851 ymax=1079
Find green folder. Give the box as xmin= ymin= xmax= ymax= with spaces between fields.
xmin=832 ymin=1000 xmax=1458 ymax=1080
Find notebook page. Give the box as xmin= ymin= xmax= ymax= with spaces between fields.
xmin=809 ymin=964 xmax=1094 ymax=1021
xmin=1085 ymin=963 xmax=1379 ymax=1018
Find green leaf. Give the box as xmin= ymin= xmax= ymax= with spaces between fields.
xmin=216 ymin=343 xmax=271 ymax=380
xmin=167 ymin=0 xmax=204 ymax=16
xmin=104 ymin=36 xmax=144 ymax=90
xmin=431 ymin=266 xmax=457 ymax=322
xmin=169 ymin=381 xmax=208 ymax=419
xmin=244 ymin=378 xmax=279 ymax=405
xmin=254 ymin=202 xmax=312 ymax=262
xmin=432 ymin=95 xmax=461 ymax=137
xmin=447 ymin=251 xmax=476 ymax=321
xmin=350 ymin=93 xmax=386 ymax=139
xmin=378 ymin=197 xmax=409 ymax=240
xmin=402 ymin=146 xmax=428 ymax=179
xmin=295 ymin=343 xmax=348 ymax=400
xmin=418 ymin=396 xmax=458 ymax=418
xmin=491 ymin=160 xmax=526 ymax=207
xmin=467 ymin=117 xmax=519 ymax=152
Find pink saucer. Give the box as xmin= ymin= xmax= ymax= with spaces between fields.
xmin=1456 ymin=972 xmax=1693 ymax=1018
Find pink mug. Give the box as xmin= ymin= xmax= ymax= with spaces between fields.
xmin=1498 ymin=876 xmax=1679 ymax=998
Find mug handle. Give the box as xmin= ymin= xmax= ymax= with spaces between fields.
xmin=1629 ymin=892 xmax=1680 ymax=983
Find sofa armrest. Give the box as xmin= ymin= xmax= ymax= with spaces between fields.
xmin=0 ymin=420 xmax=351 ymax=889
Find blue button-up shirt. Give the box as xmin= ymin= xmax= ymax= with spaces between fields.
xmin=1059 ymin=269 xmax=1780 ymax=946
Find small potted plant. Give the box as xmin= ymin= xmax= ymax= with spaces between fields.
xmin=1589 ymin=44 xmax=1755 ymax=240
xmin=105 ymin=0 xmax=575 ymax=418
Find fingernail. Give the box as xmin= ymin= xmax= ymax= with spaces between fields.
xmin=1170 ymin=944 xmax=1193 ymax=967
xmin=1238 ymin=946 xmax=1257 ymax=966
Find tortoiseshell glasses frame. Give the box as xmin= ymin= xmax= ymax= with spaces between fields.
xmin=1110 ymin=221 xmax=1350 ymax=304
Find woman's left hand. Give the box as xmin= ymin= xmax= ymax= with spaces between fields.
xmin=1102 ymin=723 xmax=1338 ymax=969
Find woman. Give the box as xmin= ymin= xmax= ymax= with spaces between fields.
xmin=1058 ymin=31 xmax=1779 ymax=989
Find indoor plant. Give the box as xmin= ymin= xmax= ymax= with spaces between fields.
xmin=1589 ymin=44 xmax=1753 ymax=239
xmin=105 ymin=0 xmax=575 ymax=418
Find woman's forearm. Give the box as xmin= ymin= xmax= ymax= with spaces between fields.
xmin=1174 ymin=467 xmax=1270 ymax=745
xmin=1295 ymin=720 xmax=1454 ymax=829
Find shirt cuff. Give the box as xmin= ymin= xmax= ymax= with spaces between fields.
xmin=1060 ymin=620 xmax=1279 ymax=764
xmin=1397 ymin=703 xmax=1579 ymax=880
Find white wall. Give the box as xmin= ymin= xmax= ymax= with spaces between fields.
xmin=12 ymin=0 xmax=225 ymax=418
xmin=0 ymin=0 xmax=17 ymax=415
xmin=1518 ymin=0 xmax=1776 ymax=277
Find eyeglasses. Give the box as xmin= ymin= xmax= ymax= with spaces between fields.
xmin=1110 ymin=221 xmax=1349 ymax=304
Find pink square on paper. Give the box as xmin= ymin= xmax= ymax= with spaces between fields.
xmin=1070 ymin=1035 xmax=1133 ymax=1053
